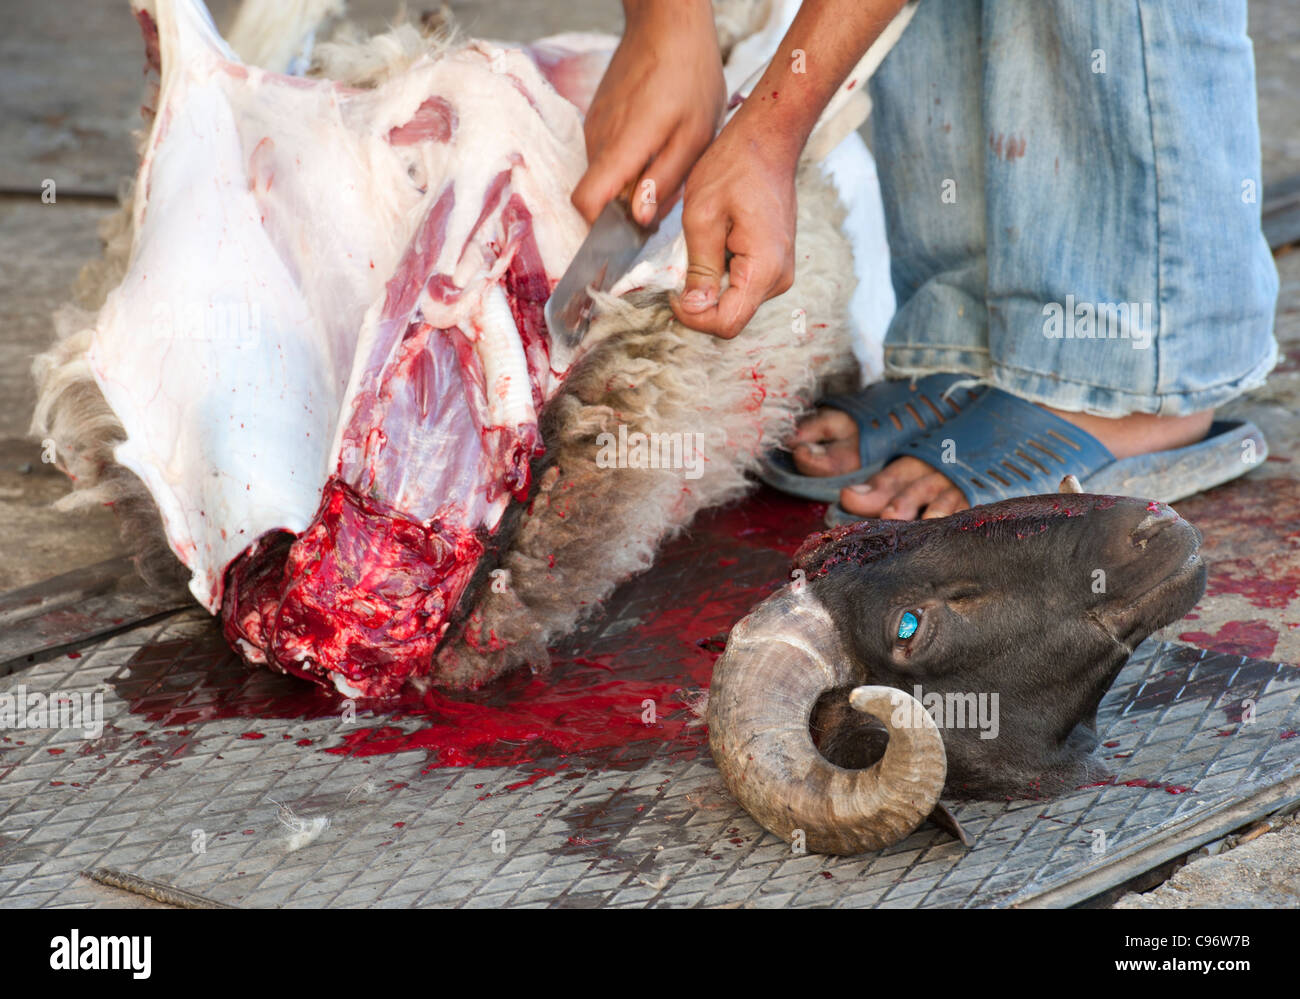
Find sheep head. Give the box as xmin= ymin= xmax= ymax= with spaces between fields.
xmin=706 ymin=487 xmax=1206 ymax=855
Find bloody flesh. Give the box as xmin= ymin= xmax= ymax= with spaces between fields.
xmin=223 ymin=479 xmax=487 ymax=697
xmin=221 ymin=180 xmax=554 ymax=697
xmin=214 ymin=122 xmax=559 ymax=697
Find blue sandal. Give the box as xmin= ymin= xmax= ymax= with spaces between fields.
xmin=825 ymin=387 xmax=1267 ymax=526
xmin=757 ymin=373 xmax=986 ymax=502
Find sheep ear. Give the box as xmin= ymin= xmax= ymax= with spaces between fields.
xmin=927 ymin=802 xmax=973 ymax=847
xmin=1058 ymin=474 xmax=1083 ymax=494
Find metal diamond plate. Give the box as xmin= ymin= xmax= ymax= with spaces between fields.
xmin=2 ymin=494 xmax=1300 ymax=908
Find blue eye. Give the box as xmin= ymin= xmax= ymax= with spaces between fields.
xmin=897 ymin=611 xmax=919 ymax=641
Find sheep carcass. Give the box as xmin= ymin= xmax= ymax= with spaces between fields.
xmin=33 ymin=0 xmax=901 ymax=696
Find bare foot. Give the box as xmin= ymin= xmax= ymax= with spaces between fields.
xmin=789 ymin=407 xmax=867 ymax=477
xmin=833 ymin=406 xmax=1217 ymax=521
xmin=788 ymin=384 xmax=981 ymax=480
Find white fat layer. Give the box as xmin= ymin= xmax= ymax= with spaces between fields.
xmin=98 ymin=0 xmax=589 ymax=611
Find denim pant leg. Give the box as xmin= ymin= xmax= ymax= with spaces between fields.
xmin=983 ymin=0 xmax=1277 ymax=416
xmin=874 ymin=0 xmax=1279 ymax=417
xmin=870 ymin=0 xmax=991 ymax=379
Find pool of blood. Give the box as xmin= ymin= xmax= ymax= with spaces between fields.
xmin=123 ymin=487 xmax=825 ymax=775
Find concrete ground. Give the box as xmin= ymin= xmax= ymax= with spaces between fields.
xmin=1115 ymin=814 xmax=1300 ymax=909
xmin=0 ymin=0 xmax=1297 ymax=907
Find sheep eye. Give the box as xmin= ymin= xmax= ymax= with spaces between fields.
xmin=897 ymin=611 xmax=919 ymax=641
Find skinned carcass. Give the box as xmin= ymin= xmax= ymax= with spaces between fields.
xmin=707 ymin=483 xmax=1207 ymax=855
xmin=31 ymin=0 xmax=905 ymax=695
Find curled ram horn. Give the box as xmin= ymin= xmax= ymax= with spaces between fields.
xmin=1059 ymin=474 xmax=1083 ymax=494
xmin=707 ymin=584 xmax=947 ymax=855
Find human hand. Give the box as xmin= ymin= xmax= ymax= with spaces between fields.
xmin=669 ymin=115 xmax=800 ymax=338
xmin=570 ymin=1 xmax=726 ymax=227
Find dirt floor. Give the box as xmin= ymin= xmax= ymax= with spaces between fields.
xmin=1 ymin=0 xmax=1297 ymax=908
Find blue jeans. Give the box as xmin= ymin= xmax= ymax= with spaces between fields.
xmin=869 ymin=0 xmax=1278 ymax=417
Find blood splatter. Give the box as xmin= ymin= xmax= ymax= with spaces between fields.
xmin=1080 ymin=777 xmax=1195 ymax=795
xmin=1179 ymin=619 xmax=1278 ymax=660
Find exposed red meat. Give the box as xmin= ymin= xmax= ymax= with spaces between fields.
xmin=223 ymin=479 xmax=485 ymax=696
xmin=387 ymin=96 xmax=458 ymax=145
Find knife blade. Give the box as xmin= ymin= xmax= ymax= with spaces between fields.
xmin=546 ymin=199 xmax=654 ymax=349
